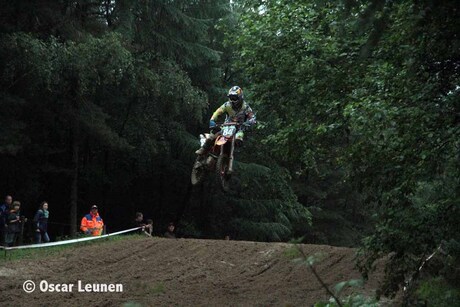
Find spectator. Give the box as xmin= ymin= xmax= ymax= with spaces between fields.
xmin=33 ymin=201 xmax=50 ymax=244
xmin=164 ymin=222 xmax=176 ymax=239
xmin=0 ymin=195 xmax=12 ymax=246
xmin=5 ymin=201 xmax=23 ymax=247
xmin=80 ymin=205 xmax=104 ymax=236
xmin=145 ymin=219 xmax=153 ymax=236
xmin=133 ymin=212 xmax=153 ymax=236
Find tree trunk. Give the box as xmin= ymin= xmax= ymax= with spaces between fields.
xmin=70 ymin=122 xmax=79 ymax=237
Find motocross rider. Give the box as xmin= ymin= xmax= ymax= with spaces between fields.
xmin=195 ymin=86 xmax=256 ymax=155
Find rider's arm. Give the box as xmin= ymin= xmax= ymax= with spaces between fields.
xmin=80 ymin=216 xmax=89 ymax=233
xmin=210 ymin=103 xmax=228 ymax=121
xmin=245 ymin=105 xmax=256 ymax=125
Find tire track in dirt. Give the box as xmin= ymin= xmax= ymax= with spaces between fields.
xmin=0 ymin=237 xmax=384 ymax=306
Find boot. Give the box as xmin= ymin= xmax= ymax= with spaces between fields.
xmin=195 ymin=138 xmax=214 ymax=155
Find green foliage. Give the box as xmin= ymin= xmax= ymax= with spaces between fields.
xmin=283 ymin=245 xmax=302 ymax=260
xmin=232 ymin=0 xmax=459 ymax=300
xmin=1 ymin=0 xmax=312 ymax=244
xmin=150 ymin=282 xmax=165 ymax=294
xmin=234 ymin=165 xmax=312 ymax=237
xmin=184 ymin=160 xmax=312 ymax=241
xmin=358 ymin=160 xmax=460 ymax=297
xmin=314 ymin=294 xmax=379 ymax=307
xmin=1 ymin=1 xmax=458 ymax=303
xmin=230 ymin=0 xmax=375 ymax=247
xmin=290 ymin=246 xmax=378 ymax=307
xmin=416 ymin=277 xmax=460 ymax=307
xmin=334 ymin=279 xmax=364 ymax=297
xmin=0 ymin=0 xmax=231 ymax=237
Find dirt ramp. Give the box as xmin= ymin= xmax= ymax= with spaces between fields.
xmin=0 ymin=237 xmax=382 ymax=306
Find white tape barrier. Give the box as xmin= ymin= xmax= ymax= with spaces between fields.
xmin=0 ymin=227 xmax=142 ymax=251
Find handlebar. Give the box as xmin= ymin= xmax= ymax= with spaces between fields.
xmin=216 ymin=122 xmax=240 ymax=127
xmin=210 ymin=121 xmax=254 ymax=129
xmin=209 ymin=122 xmax=245 ymax=128
xmin=210 ymin=122 xmax=240 ymax=129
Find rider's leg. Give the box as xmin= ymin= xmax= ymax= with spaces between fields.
xmin=195 ymin=133 xmax=216 ymax=155
xmin=235 ymin=131 xmax=244 ymax=147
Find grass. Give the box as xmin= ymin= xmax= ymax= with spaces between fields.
xmin=151 ymin=282 xmax=165 ymax=294
xmin=0 ymin=234 xmax=147 ymax=263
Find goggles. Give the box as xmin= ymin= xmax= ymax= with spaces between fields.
xmin=228 ymin=95 xmax=239 ymax=101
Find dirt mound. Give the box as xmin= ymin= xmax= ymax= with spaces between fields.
xmin=0 ymin=237 xmax=384 ymax=306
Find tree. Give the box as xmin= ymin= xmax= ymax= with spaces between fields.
xmin=231 ymin=0 xmax=459 ymax=300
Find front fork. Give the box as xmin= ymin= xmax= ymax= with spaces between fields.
xmin=220 ymin=136 xmax=235 ymax=174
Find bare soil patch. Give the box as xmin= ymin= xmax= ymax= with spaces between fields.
xmin=0 ymin=237 xmax=384 ymax=306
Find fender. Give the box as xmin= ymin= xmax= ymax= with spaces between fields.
xmin=215 ymin=135 xmax=227 ymax=146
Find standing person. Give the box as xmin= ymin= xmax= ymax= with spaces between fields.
xmin=145 ymin=219 xmax=153 ymax=236
xmin=164 ymin=222 xmax=176 ymax=239
xmin=5 ymin=201 xmax=23 ymax=247
xmin=133 ymin=212 xmax=153 ymax=236
xmin=33 ymin=201 xmax=50 ymax=244
xmin=0 ymin=195 xmax=13 ymax=246
xmin=80 ymin=205 xmax=104 ymax=236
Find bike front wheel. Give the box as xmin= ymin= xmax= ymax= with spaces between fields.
xmin=216 ymin=154 xmax=231 ymax=192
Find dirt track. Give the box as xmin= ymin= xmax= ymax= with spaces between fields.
xmin=0 ymin=237 xmax=384 ymax=306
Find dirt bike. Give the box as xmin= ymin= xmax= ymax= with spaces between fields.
xmin=191 ymin=122 xmax=246 ymax=192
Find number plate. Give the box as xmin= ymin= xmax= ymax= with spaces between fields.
xmin=222 ymin=125 xmax=236 ymax=137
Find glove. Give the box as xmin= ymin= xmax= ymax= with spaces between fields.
xmin=243 ymin=118 xmax=255 ymax=127
xmin=209 ymin=120 xmax=216 ymax=129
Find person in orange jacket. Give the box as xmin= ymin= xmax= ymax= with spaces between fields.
xmin=80 ymin=205 xmax=104 ymax=236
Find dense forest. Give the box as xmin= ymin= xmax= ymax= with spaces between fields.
xmin=0 ymin=0 xmax=458 ymax=304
